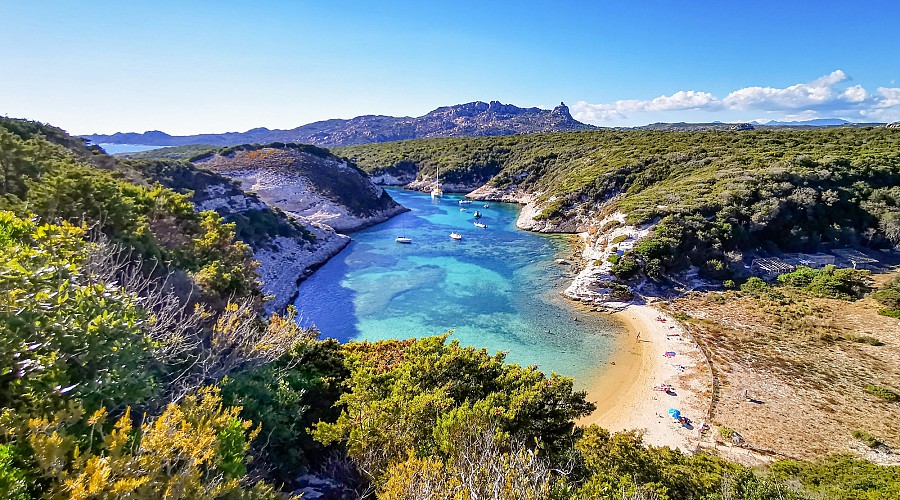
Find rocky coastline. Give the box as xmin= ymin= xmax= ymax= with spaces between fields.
xmin=371 ymin=178 xmax=645 ymax=312
xmin=190 ymin=147 xmax=410 ymax=312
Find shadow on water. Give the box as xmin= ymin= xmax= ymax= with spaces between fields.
xmin=293 ymin=242 xmax=360 ymax=342
xmin=294 ymin=187 xmax=618 ymax=387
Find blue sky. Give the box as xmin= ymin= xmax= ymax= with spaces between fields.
xmin=2 ymin=1 xmax=899 ymax=134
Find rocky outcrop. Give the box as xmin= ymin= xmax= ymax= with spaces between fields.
xmin=82 ymin=101 xmax=597 ymax=148
xmin=196 ymin=177 xmax=353 ymax=313
xmin=404 ymin=177 xmax=485 ymax=194
xmin=466 ymin=184 xmax=594 ymax=233
xmin=253 ymin=227 xmax=350 ymax=313
xmin=136 ymin=158 xmax=385 ymax=313
xmin=369 ymin=172 xmax=414 ymax=186
xmin=196 ymin=145 xmax=407 ymax=232
xmin=189 ymin=145 xmax=410 ymax=310
xmin=562 ymin=212 xmax=651 ymax=306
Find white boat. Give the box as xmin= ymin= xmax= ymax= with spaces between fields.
xmin=483 ymin=203 xmax=490 ymax=208
xmin=459 ymin=207 xmax=467 ymax=212
xmin=430 ymin=165 xmax=443 ymax=198
xmin=395 ymin=236 xmax=412 ymax=244
xmin=450 ymin=232 xmax=462 ymax=240
xmin=473 ymin=211 xmax=482 ymax=218
xmin=458 ymin=199 xmax=472 ymax=205
xmin=474 ymin=222 xmax=487 ymax=229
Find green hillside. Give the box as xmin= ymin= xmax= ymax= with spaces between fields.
xmin=338 ymin=128 xmax=900 ymax=280
xmin=2 ymin=119 xmax=899 ymax=498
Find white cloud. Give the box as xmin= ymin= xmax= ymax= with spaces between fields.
xmin=571 ymin=70 xmax=900 ymax=125
xmin=842 ymin=85 xmax=868 ymax=102
xmin=572 ymin=90 xmax=720 ymax=122
xmin=721 ymin=70 xmax=851 ymax=110
xmin=876 ymin=87 xmax=900 ymax=107
xmin=781 ymin=110 xmax=822 ymax=122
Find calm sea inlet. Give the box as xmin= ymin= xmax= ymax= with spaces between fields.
xmin=96 ymin=143 xmax=163 ymax=154
xmin=294 ymin=188 xmax=615 ymax=388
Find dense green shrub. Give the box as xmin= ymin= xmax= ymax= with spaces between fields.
xmin=0 ymin=445 xmax=28 ymax=500
xmin=777 ymin=265 xmax=871 ymax=300
xmin=872 ymin=275 xmax=900 ymax=317
xmin=221 ymin=339 xmax=349 ymax=484
xmin=865 ymin=384 xmax=899 ymax=402
xmin=771 ymin=455 xmax=900 ymax=499
xmin=851 ymin=430 xmax=883 ymax=448
xmin=611 ymin=255 xmax=641 ymax=279
xmin=573 ymin=427 xmax=802 ymax=500
xmin=0 ymin=212 xmax=158 ymax=413
xmin=741 ymin=276 xmax=769 ymax=294
xmin=311 ymin=336 xmax=594 ymax=487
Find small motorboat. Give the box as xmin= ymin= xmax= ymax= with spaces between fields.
xmin=459 ymin=207 xmax=467 ymax=212
xmin=450 ymin=232 xmax=462 ymax=240
xmin=458 ymin=199 xmax=472 ymax=205
xmin=473 ymin=211 xmax=482 ymax=218
xmin=483 ymin=203 xmax=490 ymax=208
xmin=395 ymin=236 xmax=412 ymax=244
xmin=473 ymin=222 xmax=487 ymax=229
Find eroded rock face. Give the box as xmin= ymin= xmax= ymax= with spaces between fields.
xmin=139 ymin=156 xmax=389 ymax=312
xmin=466 ymin=184 xmax=591 ymax=233
xmin=197 ymin=146 xmax=407 ymax=232
xmin=196 ymin=178 xmax=352 ymax=313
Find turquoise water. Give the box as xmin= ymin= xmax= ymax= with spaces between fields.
xmin=294 ymin=188 xmax=615 ymax=387
xmin=97 ymin=143 xmax=162 ymax=154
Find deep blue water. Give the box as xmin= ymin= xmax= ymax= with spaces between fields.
xmin=294 ymin=188 xmax=614 ymax=387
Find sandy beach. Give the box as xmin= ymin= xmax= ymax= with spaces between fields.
xmin=579 ymin=304 xmax=713 ymax=451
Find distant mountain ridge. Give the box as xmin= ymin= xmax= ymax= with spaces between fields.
xmin=82 ymin=101 xmax=596 ymax=148
xmin=751 ymin=118 xmax=866 ymax=127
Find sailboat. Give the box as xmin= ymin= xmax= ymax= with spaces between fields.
xmin=430 ymin=164 xmax=443 ymax=198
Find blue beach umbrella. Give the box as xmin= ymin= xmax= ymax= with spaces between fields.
xmin=667 ymin=408 xmax=681 ymax=419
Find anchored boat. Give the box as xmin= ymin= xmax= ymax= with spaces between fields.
xmin=430 ymin=165 xmax=443 ymax=198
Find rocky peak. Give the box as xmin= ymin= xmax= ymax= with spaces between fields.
xmin=551 ymin=102 xmax=572 ymax=119
xmin=84 ymin=100 xmax=597 ymax=148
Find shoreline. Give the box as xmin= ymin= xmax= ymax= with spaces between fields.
xmin=579 ymin=304 xmax=713 ymax=451
xmin=285 ymin=185 xmax=713 ymax=453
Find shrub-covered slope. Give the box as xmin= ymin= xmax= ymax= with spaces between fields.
xmin=339 ymin=128 xmax=900 ymax=279
xmin=3 ymin=118 xmax=900 ymax=499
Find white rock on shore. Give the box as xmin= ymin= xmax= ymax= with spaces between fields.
xmin=216 ymin=166 xmax=405 ymax=233
xmin=369 ymin=172 xmax=413 ymax=186
xmin=404 ymin=176 xmax=484 ymax=194
xmin=562 ymin=211 xmax=652 ymax=307
xmin=255 ymin=223 xmax=350 ymax=314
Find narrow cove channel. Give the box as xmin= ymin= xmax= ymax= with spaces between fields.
xmin=294 ymin=188 xmax=616 ymax=389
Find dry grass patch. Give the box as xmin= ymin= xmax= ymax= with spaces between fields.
xmin=664 ymin=278 xmax=900 ymax=461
